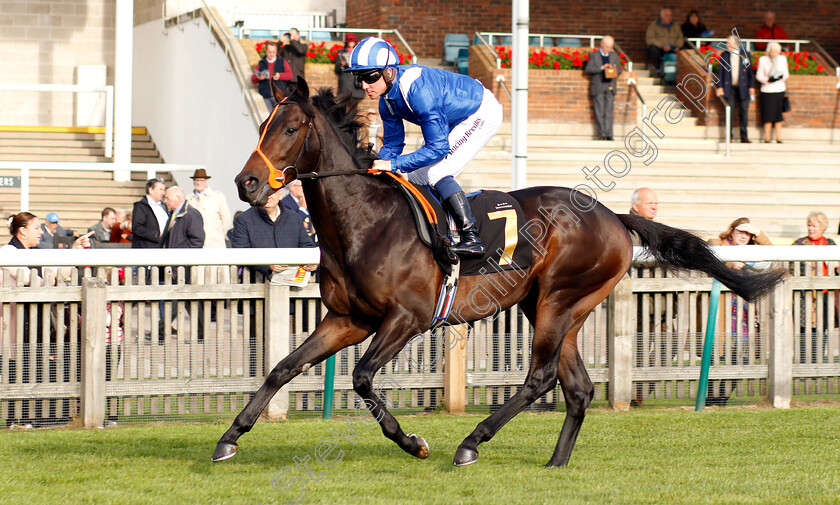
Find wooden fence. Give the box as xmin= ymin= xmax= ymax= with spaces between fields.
xmin=1 ymin=258 xmax=839 ymax=428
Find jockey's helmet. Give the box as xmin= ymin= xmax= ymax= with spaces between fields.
xmin=344 ymin=36 xmax=399 ymax=73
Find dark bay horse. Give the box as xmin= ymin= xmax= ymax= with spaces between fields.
xmin=213 ymin=77 xmax=784 ymax=467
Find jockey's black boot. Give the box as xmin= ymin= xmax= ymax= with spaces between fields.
xmin=445 ymin=191 xmax=485 ymax=258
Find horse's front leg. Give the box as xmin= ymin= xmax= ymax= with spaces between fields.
xmin=212 ymin=311 xmax=372 ymax=462
xmin=352 ymin=308 xmax=430 ymax=459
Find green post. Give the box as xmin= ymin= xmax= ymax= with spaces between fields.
xmin=696 ymin=279 xmax=722 ymax=412
xmin=322 ymin=354 xmax=336 ymax=420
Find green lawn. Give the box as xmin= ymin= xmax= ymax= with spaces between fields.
xmin=2 ymin=405 xmax=839 ymax=505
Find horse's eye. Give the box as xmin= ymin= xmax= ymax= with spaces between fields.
xmin=285 ymin=127 xmax=298 ymax=135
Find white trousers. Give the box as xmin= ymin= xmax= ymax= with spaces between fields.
xmin=407 ymin=88 xmax=503 ymax=187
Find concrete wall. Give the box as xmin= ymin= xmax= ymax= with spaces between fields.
xmin=133 ymin=16 xmax=258 ymax=213
xmin=0 ymin=0 xmax=116 ymax=126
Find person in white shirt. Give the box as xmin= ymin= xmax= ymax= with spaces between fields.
xmin=187 ymin=169 xmax=231 ymax=249
xmin=755 ymin=41 xmax=789 ymax=143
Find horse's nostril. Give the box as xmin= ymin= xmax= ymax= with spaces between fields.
xmin=244 ymin=179 xmax=253 ymax=186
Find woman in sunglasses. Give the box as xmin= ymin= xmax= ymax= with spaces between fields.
xmin=345 ymin=36 xmax=503 ymax=258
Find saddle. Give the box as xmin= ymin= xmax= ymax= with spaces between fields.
xmin=386 ymin=173 xmax=532 ymax=277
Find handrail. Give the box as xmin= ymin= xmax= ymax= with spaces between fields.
xmin=625 ymin=76 xmax=647 ymax=138
xmin=474 ymin=32 xmax=501 ymax=69
xmin=0 ymin=248 xmax=320 ymax=267
xmin=239 ymin=27 xmax=418 ymax=66
xmin=479 ymin=32 xmax=634 ymax=73
xmin=717 ymin=95 xmax=731 ymax=157
xmin=688 ymin=37 xmax=811 ymax=53
xmin=494 ymin=75 xmax=511 ymax=100
xmin=0 ymin=161 xmax=204 ymax=212
xmin=0 ymin=83 xmax=114 ymax=158
xmin=809 ymin=40 xmax=840 ymax=84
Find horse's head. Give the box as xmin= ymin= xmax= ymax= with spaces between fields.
xmin=236 ymin=76 xmax=321 ymax=206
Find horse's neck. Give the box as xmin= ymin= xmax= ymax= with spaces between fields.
xmin=302 ymin=127 xmax=399 ymax=255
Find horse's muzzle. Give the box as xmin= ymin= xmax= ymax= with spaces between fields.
xmin=235 ymin=173 xmax=271 ymax=206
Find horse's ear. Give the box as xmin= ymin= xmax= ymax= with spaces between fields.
xmin=295 ymin=76 xmax=309 ymax=100
xmin=271 ymin=79 xmax=289 ymax=104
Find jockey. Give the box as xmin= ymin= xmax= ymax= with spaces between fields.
xmin=345 ymin=36 xmax=503 ymax=258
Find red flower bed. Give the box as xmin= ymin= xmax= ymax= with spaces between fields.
xmin=256 ymin=39 xmax=412 ymax=65
xmin=495 ymin=47 xmax=627 ymax=71
xmin=698 ymin=45 xmax=826 ymax=75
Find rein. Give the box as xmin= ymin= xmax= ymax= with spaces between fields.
xmin=254 ymin=101 xmax=377 ymax=188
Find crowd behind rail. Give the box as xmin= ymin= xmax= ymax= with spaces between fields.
xmin=2 ymin=175 xmax=840 ymax=428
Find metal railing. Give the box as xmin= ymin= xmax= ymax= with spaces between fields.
xmin=474 ymin=32 xmax=501 ymax=69
xmin=477 ymin=32 xmax=634 ymax=73
xmin=0 ymin=162 xmax=204 ymax=213
xmin=690 ymin=37 xmax=840 ymax=82
xmin=625 ymin=75 xmax=648 ymax=138
xmin=718 ymin=95 xmax=731 ymax=157
xmin=0 ymin=84 xmax=114 ymax=158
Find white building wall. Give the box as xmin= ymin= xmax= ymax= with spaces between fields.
xmin=133 ymin=17 xmax=258 ymax=213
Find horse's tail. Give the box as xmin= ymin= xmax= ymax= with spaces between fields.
xmin=617 ymin=214 xmax=785 ymax=302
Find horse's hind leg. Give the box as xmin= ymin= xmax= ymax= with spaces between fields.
xmin=351 ymin=308 xmax=430 ymax=459
xmin=453 ymin=304 xmax=576 ymax=466
xmin=546 ymin=332 xmax=594 ymax=467
xmin=212 ymin=312 xmax=371 ymax=462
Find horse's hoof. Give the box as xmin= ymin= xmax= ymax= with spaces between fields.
xmin=212 ymin=442 xmax=238 ymax=462
xmin=409 ymin=433 xmax=429 ymax=459
xmin=453 ymin=446 xmax=478 ymax=466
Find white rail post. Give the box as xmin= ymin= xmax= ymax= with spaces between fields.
xmin=20 ymin=167 xmax=29 ymax=212
xmin=725 ymin=104 xmax=731 ymax=157
xmin=104 ymin=85 xmax=114 ymax=159
xmin=81 ymin=277 xmax=107 ymax=428
xmin=768 ymin=277 xmax=793 ymax=408
xmin=264 ymin=282 xmax=290 ymax=420
xmin=113 ymin=0 xmax=133 ymax=182
xmin=608 ymin=274 xmax=633 ymax=410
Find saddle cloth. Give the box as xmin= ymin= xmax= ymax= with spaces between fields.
xmin=387 ymin=173 xmax=532 ymax=277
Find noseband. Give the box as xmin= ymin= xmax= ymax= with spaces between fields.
xmin=253 ymin=101 xmax=316 ymax=190
xmin=252 ymin=99 xmax=380 ymax=189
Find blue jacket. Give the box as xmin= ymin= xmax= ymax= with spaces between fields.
xmin=717 ymin=50 xmax=754 ymax=101
xmin=378 ymin=65 xmax=486 ymax=172
xmin=230 ymin=206 xmax=316 ymax=277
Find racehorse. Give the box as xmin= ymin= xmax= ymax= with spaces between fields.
xmin=213 ymin=77 xmax=784 ymax=467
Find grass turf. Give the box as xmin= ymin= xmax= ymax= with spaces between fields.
xmin=1 ymin=404 xmax=839 ymax=505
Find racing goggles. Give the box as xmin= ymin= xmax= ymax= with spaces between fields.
xmin=356 ymin=69 xmax=384 ymax=84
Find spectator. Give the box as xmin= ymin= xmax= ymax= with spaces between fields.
xmin=110 ymin=209 xmax=132 ymax=243
xmin=187 ymin=169 xmax=231 ymax=249
xmin=755 ymin=41 xmax=789 ymax=143
xmin=585 ymin=35 xmax=623 ymax=141
xmin=281 ymin=180 xmax=316 ymax=242
xmin=281 ymin=28 xmax=308 ymax=80
xmin=754 ymin=11 xmax=788 ymax=51
xmin=630 ymin=187 xmax=658 ymax=220
xmin=252 ymin=41 xmax=293 ymax=111
xmin=708 ymin=218 xmax=773 ymax=404
xmin=628 ymin=188 xmax=660 ymax=407
xmin=792 ymin=212 xmax=836 ymax=364
xmin=680 ymin=10 xmax=710 ymax=46
xmin=231 ymin=189 xmax=316 ymax=376
xmin=226 ymin=210 xmax=244 ymax=248
xmin=35 ymin=212 xmax=76 ymax=249
xmin=335 ymin=33 xmax=365 ymax=106
xmin=645 ymin=8 xmax=684 ymax=78
xmin=716 ymin=35 xmax=755 ymax=143
xmin=132 ymin=179 xmax=168 ymax=249
xmin=158 ymin=186 xmax=205 ymax=342
xmin=2 ymin=212 xmax=89 ymax=427
xmin=365 ymin=111 xmax=384 ymax=151
xmin=88 ymin=207 xmax=116 ymax=243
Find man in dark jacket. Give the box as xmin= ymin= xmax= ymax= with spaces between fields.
xmin=161 ymin=186 xmax=205 ymax=249
xmin=281 ymin=28 xmax=308 ymax=80
xmin=231 ymin=189 xmax=316 ymax=376
xmin=132 ymin=179 xmax=169 ymax=249
xmin=715 ymin=35 xmax=755 ymax=143
xmin=157 ymin=186 xmax=205 ymax=342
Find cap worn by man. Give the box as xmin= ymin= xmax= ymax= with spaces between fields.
xmin=46 ymin=212 xmax=60 ymax=223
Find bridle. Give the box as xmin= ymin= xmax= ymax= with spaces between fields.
xmin=252 ymin=99 xmax=377 ymax=190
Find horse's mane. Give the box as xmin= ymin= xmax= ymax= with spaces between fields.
xmin=309 ymin=88 xmax=378 ymax=169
